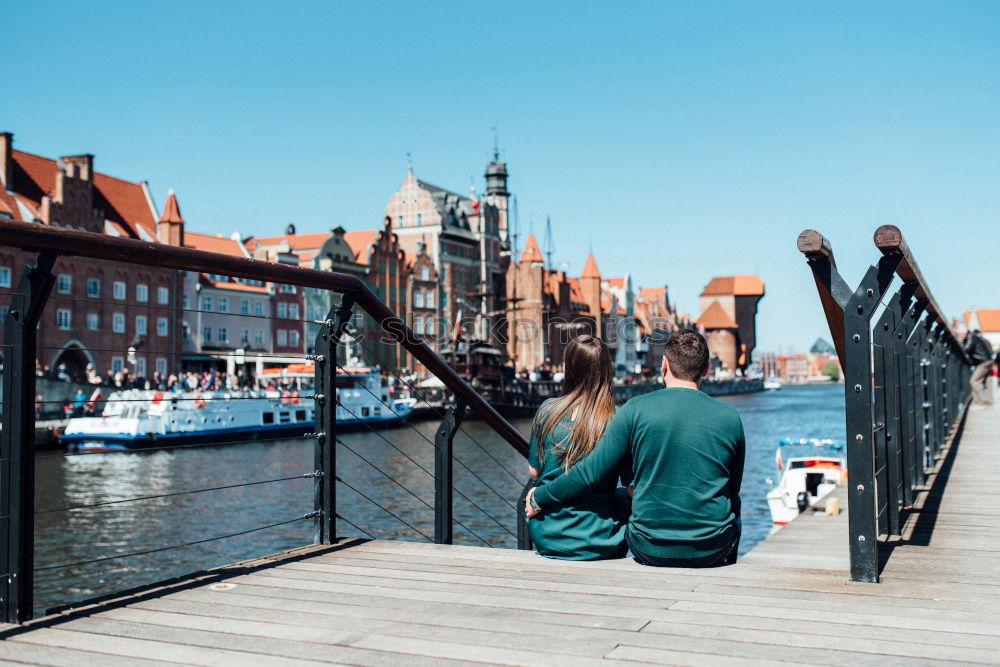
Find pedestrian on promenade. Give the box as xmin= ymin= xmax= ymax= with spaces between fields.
xmin=526 ymin=329 xmax=745 ymax=568
xmin=964 ymin=329 xmax=994 ymax=406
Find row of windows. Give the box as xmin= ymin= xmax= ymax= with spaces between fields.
xmin=198 ymin=296 xmax=270 ymax=316
xmin=192 ymin=326 xmax=301 ymax=348
xmin=412 ymin=289 xmax=436 ymax=309
xmin=55 ymin=310 xmax=169 ymax=335
xmin=109 ymin=356 xmax=169 ymax=377
xmin=46 ymin=275 xmax=171 ymax=304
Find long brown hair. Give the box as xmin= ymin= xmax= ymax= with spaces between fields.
xmin=535 ymin=336 xmax=616 ymax=471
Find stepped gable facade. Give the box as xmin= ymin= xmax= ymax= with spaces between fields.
xmin=697 ymin=275 xmax=765 ymax=373
xmin=0 ymin=132 xmax=184 ymax=380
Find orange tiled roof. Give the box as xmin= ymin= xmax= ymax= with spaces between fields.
xmin=205 ymin=279 xmax=269 ymax=294
xmin=701 ymin=275 xmax=764 ymax=297
xmin=12 ymin=149 xmax=157 ymax=239
xmin=974 ymin=309 xmax=1000 ymax=332
xmin=344 ymin=230 xmax=377 ymax=265
xmin=158 ymin=190 xmax=183 ymax=223
xmin=581 ymin=252 xmax=600 ymax=279
xmin=520 ymin=233 xmax=543 ymax=263
xmin=639 ymin=287 xmax=665 ymax=304
xmin=0 ymin=191 xmax=21 ymax=219
xmin=697 ymin=301 xmax=738 ymax=329
xmin=249 ymin=231 xmax=330 ymax=252
xmin=606 ymin=277 xmax=624 ymax=289
xmin=184 ymin=231 xmax=246 ymax=257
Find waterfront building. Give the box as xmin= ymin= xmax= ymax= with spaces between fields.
xmin=697 ymin=275 xmax=765 ymax=374
xmin=384 ymin=156 xmax=510 ymax=346
xmin=0 ymin=132 xmax=184 ymax=380
xmin=408 ymin=240 xmax=439 ymax=371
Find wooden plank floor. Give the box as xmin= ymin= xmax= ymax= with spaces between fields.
xmin=2 ymin=406 xmax=998 ymax=665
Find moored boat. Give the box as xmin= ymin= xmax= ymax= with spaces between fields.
xmin=766 ymin=438 xmax=845 ymax=527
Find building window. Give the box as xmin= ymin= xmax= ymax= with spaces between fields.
xmin=135 ymin=356 xmax=147 ymax=378
xmin=113 ymin=281 xmax=126 ymax=300
xmin=202 ymin=296 xmax=213 ymax=312
xmin=289 ymin=303 xmax=299 ymax=320
xmin=218 ymin=297 xmax=229 ymax=313
xmin=182 ymin=324 xmax=191 ymax=341
xmin=241 ymin=329 xmax=249 ymax=344
xmin=156 ymin=317 xmax=168 ymax=336
xmin=254 ymin=301 xmax=264 ymax=317
xmin=113 ymin=312 xmax=125 ymax=333
xmin=111 ymin=356 xmax=124 ymax=373
xmin=414 ymin=291 xmax=424 ymax=308
xmin=86 ymin=313 xmax=99 ymax=331
xmin=56 ymin=309 xmax=71 ymax=330
xmin=426 ymin=291 xmax=434 ymax=308
xmin=203 ymin=327 xmax=212 ymax=342
xmin=156 ymin=358 xmax=168 ymax=376
xmin=57 ymin=274 xmax=72 ymax=294
xmin=415 ymin=316 xmax=424 ymax=334
xmin=135 ymin=315 xmax=147 ymax=335
xmin=277 ymin=303 xmax=287 ymax=319
xmin=254 ymin=329 xmax=265 ymax=345
xmin=416 ymin=213 xmax=422 ymax=225
xmin=218 ymin=327 xmax=228 ymax=343
xmin=240 ymin=299 xmax=249 ymax=315
xmin=290 ymin=330 xmax=300 ymax=347
xmin=157 ymin=286 xmax=169 ymax=304
xmin=0 ymin=267 xmax=10 ymax=288
xmin=398 ymin=214 xmax=405 ymax=226
xmin=87 ymin=278 xmax=101 ymax=298
xmin=136 ymin=284 xmax=149 ymax=302
xmin=277 ymin=329 xmax=288 ymax=346
xmin=183 ymin=293 xmax=190 ymax=309
xmin=420 ymin=267 xmax=429 ymax=281
xmin=280 ymin=284 xmax=295 ymax=294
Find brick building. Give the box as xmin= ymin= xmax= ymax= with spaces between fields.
xmin=696 ymin=275 xmax=765 ymax=374
xmin=0 ymin=132 xmax=184 ymax=380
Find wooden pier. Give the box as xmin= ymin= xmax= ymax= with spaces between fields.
xmin=0 ymin=406 xmax=996 ymax=665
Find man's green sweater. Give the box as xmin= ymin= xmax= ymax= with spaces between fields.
xmin=532 ymin=387 xmax=745 ymax=559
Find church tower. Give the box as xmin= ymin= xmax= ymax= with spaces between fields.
xmin=581 ymin=252 xmax=603 ymax=339
xmin=483 ymin=149 xmax=509 ymax=243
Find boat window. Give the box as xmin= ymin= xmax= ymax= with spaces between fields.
xmin=295 ymin=409 xmax=306 ymax=421
xmin=335 ymin=377 xmax=356 ymax=389
xmin=361 ymin=407 xmax=370 ymax=417
xmin=263 ymin=412 xmax=274 ymax=424
xmin=279 ymin=411 xmax=291 ymax=424
xmin=374 ymin=407 xmax=381 ymax=416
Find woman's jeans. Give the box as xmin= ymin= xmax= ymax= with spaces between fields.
xmin=627 ymin=517 xmax=741 ymax=568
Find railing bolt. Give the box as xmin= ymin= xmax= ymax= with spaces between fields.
xmin=866 ymin=288 xmax=874 ymax=297
xmin=857 ymin=484 xmax=865 ymax=492
xmin=855 ymin=434 xmax=863 ymax=441
xmin=858 ymin=535 xmax=866 ymax=542
xmin=853 ymin=334 xmax=861 ymax=342
xmin=854 ymin=384 xmax=862 ymax=392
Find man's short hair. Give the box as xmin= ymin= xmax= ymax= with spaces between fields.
xmin=665 ymin=329 xmax=710 ymax=381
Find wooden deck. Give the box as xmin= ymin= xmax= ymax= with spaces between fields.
xmin=2 ymin=406 xmax=998 ymax=665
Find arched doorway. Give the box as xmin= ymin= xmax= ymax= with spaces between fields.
xmin=48 ymin=341 xmax=95 ymax=383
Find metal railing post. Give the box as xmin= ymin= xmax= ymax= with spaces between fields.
xmin=434 ymin=398 xmax=467 ymax=545
xmin=517 ymin=479 xmax=535 ymax=550
xmin=0 ymin=252 xmax=56 ymax=623
xmin=313 ymin=293 xmax=356 ymax=545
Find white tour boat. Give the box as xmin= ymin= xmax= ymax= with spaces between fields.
xmin=766 ymin=439 xmax=845 ymax=527
xmin=61 ymin=366 xmax=415 ymax=452
xmin=763 ymin=376 xmax=783 ymax=391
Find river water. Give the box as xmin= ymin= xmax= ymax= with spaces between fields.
xmin=34 ymin=383 xmax=844 ymax=616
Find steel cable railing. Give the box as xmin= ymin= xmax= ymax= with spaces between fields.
xmin=0 ymin=220 xmax=532 ymax=624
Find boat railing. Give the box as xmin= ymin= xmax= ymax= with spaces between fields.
xmin=798 ymin=225 xmax=971 ymax=583
xmin=0 ymin=220 xmax=530 ymax=623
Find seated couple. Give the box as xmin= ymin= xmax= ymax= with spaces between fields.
xmin=525 ymin=329 xmax=745 ymax=567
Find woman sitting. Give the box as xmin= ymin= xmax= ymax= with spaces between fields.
xmin=528 ymin=336 xmax=631 ymax=560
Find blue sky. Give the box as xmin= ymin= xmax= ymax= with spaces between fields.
xmin=9 ymin=2 xmax=1000 ymax=352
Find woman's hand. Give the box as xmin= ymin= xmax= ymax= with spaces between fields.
xmin=525 ymin=487 xmax=541 ymax=518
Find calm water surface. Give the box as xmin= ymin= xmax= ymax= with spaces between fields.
xmin=34 ymin=383 xmax=844 ymax=615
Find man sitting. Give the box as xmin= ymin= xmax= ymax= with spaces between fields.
xmin=526 ymin=329 xmax=745 ymax=567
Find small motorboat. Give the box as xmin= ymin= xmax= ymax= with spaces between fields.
xmin=763 ymin=376 xmax=783 ymax=391
xmin=766 ymin=439 xmax=845 ymax=527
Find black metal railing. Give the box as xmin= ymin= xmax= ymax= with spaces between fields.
xmin=0 ymin=220 xmax=531 ymax=623
xmin=798 ymin=225 xmax=971 ymax=582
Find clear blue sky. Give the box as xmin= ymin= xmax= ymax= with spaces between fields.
xmin=9 ymin=2 xmax=1000 ymax=352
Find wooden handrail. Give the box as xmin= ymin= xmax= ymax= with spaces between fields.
xmin=0 ymin=221 xmax=529 ymax=457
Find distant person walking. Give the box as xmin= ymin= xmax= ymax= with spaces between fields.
xmin=965 ymin=329 xmax=994 ymax=406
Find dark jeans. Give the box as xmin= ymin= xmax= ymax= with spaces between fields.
xmin=628 ymin=517 xmax=741 ymax=568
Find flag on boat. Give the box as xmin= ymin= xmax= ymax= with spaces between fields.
xmin=85 ymin=388 xmax=102 ymax=412
xmin=775 ymin=446 xmax=783 ymax=472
